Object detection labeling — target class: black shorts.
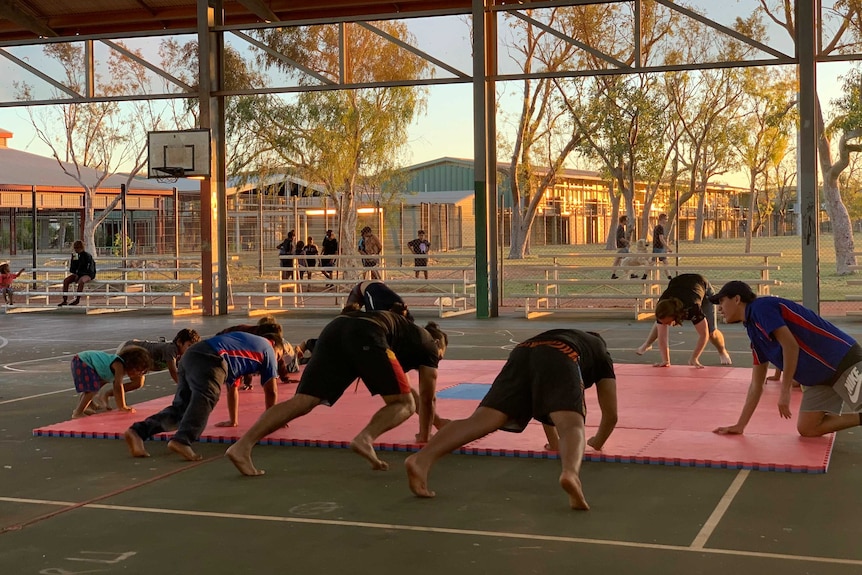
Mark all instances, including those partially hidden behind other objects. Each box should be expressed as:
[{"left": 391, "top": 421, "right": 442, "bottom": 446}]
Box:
[
  {"left": 414, "top": 258, "right": 428, "bottom": 267},
  {"left": 297, "top": 316, "right": 411, "bottom": 406},
  {"left": 479, "top": 342, "right": 586, "bottom": 432}
]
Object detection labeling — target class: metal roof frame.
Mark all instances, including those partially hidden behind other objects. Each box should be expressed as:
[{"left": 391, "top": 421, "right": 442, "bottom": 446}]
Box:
[{"left": 0, "top": 1, "right": 835, "bottom": 314}]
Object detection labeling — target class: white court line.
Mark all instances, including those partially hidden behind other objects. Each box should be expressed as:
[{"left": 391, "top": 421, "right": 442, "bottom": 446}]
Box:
[
  {"left": 0, "top": 388, "right": 73, "bottom": 405},
  {"left": 690, "top": 469, "right": 750, "bottom": 549},
  {"left": 1, "top": 496, "right": 861, "bottom": 567}
]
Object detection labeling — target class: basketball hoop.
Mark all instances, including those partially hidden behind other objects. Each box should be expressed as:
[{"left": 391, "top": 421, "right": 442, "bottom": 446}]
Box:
[{"left": 153, "top": 166, "right": 185, "bottom": 184}]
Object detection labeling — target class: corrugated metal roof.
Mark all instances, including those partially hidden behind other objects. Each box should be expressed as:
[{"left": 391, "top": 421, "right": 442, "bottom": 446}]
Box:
[{"left": 0, "top": 145, "right": 172, "bottom": 191}]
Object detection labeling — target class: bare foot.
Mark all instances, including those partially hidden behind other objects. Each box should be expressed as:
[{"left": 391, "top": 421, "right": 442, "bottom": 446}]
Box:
[
  {"left": 167, "top": 439, "right": 203, "bottom": 461},
  {"left": 719, "top": 353, "right": 733, "bottom": 365},
  {"left": 766, "top": 375, "right": 780, "bottom": 381},
  {"left": 225, "top": 444, "right": 265, "bottom": 476},
  {"left": 124, "top": 428, "right": 150, "bottom": 458},
  {"left": 214, "top": 420, "right": 238, "bottom": 428},
  {"left": 71, "top": 410, "right": 89, "bottom": 419},
  {"left": 405, "top": 454, "right": 435, "bottom": 497},
  {"left": 636, "top": 344, "right": 652, "bottom": 355},
  {"left": 350, "top": 436, "right": 388, "bottom": 470},
  {"left": 653, "top": 362, "right": 671, "bottom": 367},
  {"left": 559, "top": 472, "right": 590, "bottom": 510}
]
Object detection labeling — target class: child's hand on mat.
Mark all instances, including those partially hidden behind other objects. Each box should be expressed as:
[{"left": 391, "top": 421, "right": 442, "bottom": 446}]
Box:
[{"left": 713, "top": 424, "right": 744, "bottom": 435}]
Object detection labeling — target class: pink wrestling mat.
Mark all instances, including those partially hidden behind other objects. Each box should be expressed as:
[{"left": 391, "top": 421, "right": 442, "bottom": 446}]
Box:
[{"left": 32, "top": 361, "right": 835, "bottom": 473}]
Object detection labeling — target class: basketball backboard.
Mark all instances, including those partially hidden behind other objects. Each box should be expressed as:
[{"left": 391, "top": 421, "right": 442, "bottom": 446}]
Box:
[{"left": 147, "top": 129, "right": 211, "bottom": 179}]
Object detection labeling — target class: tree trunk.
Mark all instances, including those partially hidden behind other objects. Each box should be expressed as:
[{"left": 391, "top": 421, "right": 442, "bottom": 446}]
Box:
[
  {"left": 694, "top": 191, "right": 706, "bottom": 244},
  {"left": 822, "top": 175, "right": 855, "bottom": 274}
]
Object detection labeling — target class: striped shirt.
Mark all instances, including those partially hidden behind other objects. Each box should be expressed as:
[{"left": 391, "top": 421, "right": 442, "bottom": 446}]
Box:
[{"left": 744, "top": 296, "right": 856, "bottom": 386}]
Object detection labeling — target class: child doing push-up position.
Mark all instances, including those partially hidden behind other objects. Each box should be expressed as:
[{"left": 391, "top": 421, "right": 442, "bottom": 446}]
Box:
[{"left": 70, "top": 346, "right": 153, "bottom": 418}]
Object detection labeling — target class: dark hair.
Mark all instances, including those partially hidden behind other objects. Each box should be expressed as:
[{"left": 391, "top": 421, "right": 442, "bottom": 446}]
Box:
[
  {"left": 303, "top": 339, "right": 317, "bottom": 354},
  {"left": 261, "top": 331, "right": 285, "bottom": 355},
  {"left": 655, "top": 297, "right": 686, "bottom": 324},
  {"left": 424, "top": 321, "right": 448, "bottom": 352},
  {"left": 361, "top": 226, "right": 372, "bottom": 235},
  {"left": 418, "top": 230, "right": 426, "bottom": 234},
  {"left": 257, "top": 315, "right": 278, "bottom": 327},
  {"left": 619, "top": 215, "right": 627, "bottom": 223},
  {"left": 0, "top": 263, "right": 9, "bottom": 274},
  {"left": 118, "top": 345, "right": 154, "bottom": 373},
  {"left": 172, "top": 328, "right": 200, "bottom": 346},
  {"left": 256, "top": 322, "right": 283, "bottom": 337}
]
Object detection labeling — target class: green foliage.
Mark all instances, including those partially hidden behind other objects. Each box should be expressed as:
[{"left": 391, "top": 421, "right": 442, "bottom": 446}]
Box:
[
  {"left": 829, "top": 66, "right": 862, "bottom": 135},
  {"left": 111, "top": 233, "right": 134, "bottom": 256}
]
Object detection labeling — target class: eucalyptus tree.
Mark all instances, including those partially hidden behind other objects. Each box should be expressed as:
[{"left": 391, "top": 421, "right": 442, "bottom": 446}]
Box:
[
  {"left": 733, "top": 66, "right": 797, "bottom": 252},
  {"left": 757, "top": 0, "right": 862, "bottom": 272},
  {"left": 245, "top": 22, "right": 429, "bottom": 264},
  {"left": 667, "top": 66, "right": 746, "bottom": 244},
  {"left": 567, "top": 72, "right": 673, "bottom": 246},
  {"left": 15, "top": 43, "right": 166, "bottom": 255},
  {"left": 499, "top": 5, "right": 599, "bottom": 258},
  {"left": 507, "top": 1, "right": 677, "bottom": 256}
]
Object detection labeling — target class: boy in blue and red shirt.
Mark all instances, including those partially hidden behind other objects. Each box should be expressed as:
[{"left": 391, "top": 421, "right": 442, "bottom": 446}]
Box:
[
  {"left": 710, "top": 281, "right": 862, "bottom": 438},
  {"left": 124, "top": 330, "right": 285, "bottom": 461}
]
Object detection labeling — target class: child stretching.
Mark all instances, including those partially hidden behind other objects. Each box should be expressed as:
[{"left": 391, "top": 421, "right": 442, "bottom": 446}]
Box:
[
  {"left": 0, "top": 263, "right": 25, "bottom": 305},
  {"left": 71, "top": 346, "right": 153, "bottom": 418},
  {"left": 94, "top": 328, "right": 200, "bottom": 410}
]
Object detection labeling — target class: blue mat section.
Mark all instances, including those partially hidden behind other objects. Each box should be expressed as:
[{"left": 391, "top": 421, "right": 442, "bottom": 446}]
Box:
[{"left": 437, "top": 383, "right": 491, "bottom": 400}]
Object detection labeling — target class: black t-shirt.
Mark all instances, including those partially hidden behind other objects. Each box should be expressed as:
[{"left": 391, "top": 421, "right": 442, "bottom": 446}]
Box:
[
  {"left": 658, "top": 273, "right": 709, "bottom": 324},
  {"left": 519, "top": 329, "right": 615, "bottom": 389},
  {"left": 343, "top": 310, "right": 440, "bottom": 372},
  {"left": 652, "top": 224, "right": 666, "bottom": 249},
  {"left": 615, "top": 224, "right": 629, "bottom": 249},
  {"left": 70, "top": 250, "right": 96, "bottom": 278},
  {"left": 322, "top": 236, "right": 338, "bottom": 256}
]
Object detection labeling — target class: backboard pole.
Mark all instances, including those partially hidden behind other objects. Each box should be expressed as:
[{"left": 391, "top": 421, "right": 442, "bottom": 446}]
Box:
[{"left": 197, "top": 0, "right": 227, "bottom": 315}]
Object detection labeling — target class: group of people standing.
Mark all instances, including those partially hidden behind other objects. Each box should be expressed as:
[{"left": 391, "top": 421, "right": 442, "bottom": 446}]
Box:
[
  {"left": 277, "top": 230, "right": 336, "bottom": 281},
  {"left": 278, "top": 227, "right": 432, "bottom": 282}
]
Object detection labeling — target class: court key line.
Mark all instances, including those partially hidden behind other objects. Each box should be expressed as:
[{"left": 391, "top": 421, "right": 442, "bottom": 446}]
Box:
[
  {"left": 690, "top": 468, "right": 750, "bottom": 549},
  {"left": 1, "top": 495, "right": 861, "bottom": 567}
]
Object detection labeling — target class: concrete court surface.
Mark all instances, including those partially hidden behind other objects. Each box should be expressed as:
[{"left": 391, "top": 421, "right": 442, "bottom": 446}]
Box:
[{"left": 2, "top": 308, "right": 862, "bottom": 575}]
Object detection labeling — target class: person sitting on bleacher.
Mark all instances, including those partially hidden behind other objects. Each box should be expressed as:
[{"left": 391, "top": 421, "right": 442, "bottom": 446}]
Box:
[{"left": 58, "top": 240, "right": 96, "bottom": 307}]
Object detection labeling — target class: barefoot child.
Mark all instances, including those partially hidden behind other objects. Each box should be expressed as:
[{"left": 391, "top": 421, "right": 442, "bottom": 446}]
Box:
[
  {"left": 0, "top": 263, "right": 25, "bottom": 305},
  {"left": 95, "top": 328, "right": 200, "bottom": 410},
  {"left": 405, "top": 329, "right": 618, "bottom": 510},
  {"left": 70, "top": 346, "right": 153, "bottom": 418},
  {"left": 636, "top": 273, "right": 732, "bottom": 368},
  {"left": 124, "top": 331, "right": 284, "bottom": 462}
]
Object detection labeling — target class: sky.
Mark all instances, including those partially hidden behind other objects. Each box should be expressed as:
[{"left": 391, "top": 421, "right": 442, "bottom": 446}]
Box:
[{"left": 0, "top": 3, "right": 856, "bottom": 185}]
